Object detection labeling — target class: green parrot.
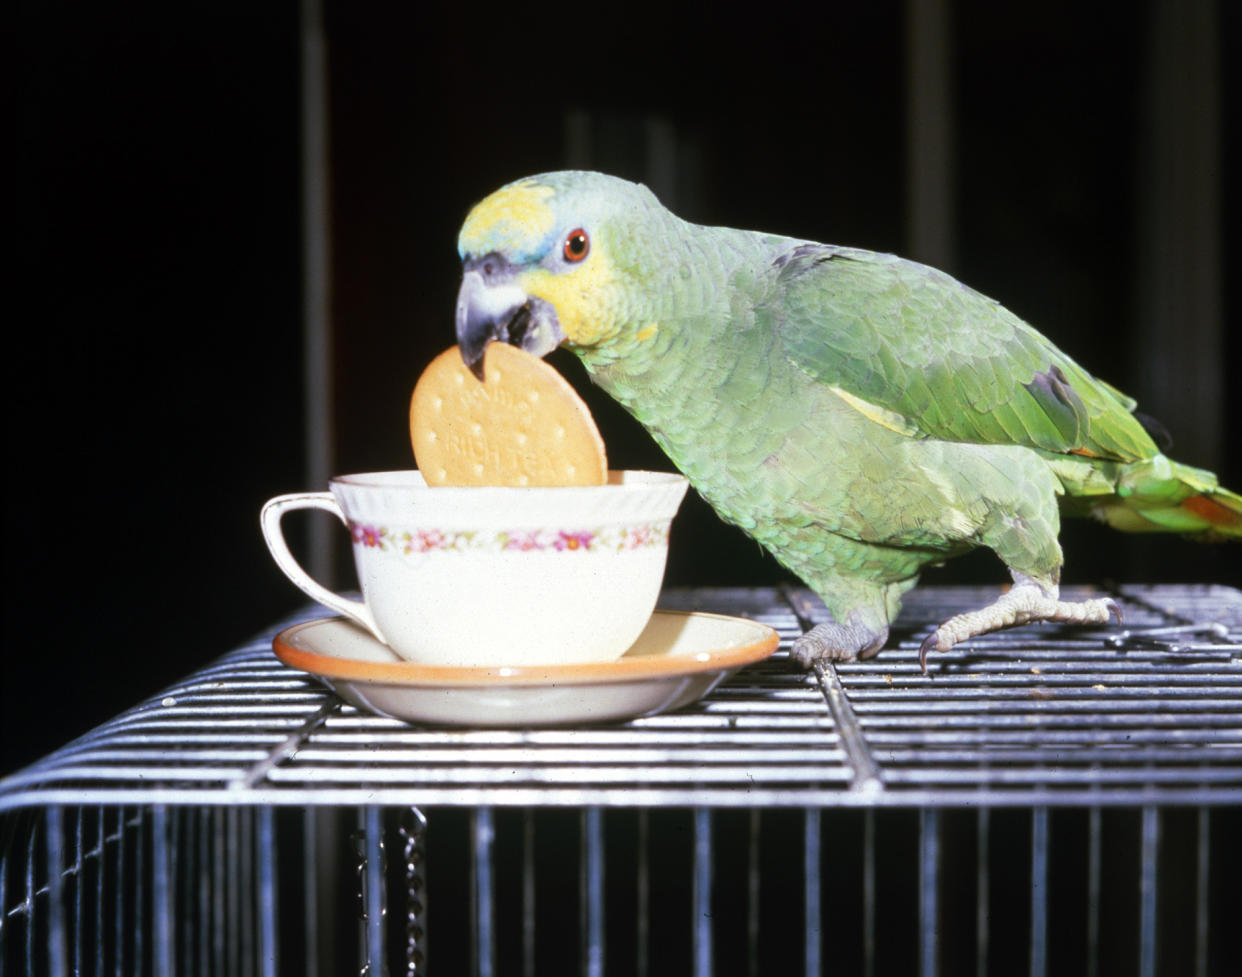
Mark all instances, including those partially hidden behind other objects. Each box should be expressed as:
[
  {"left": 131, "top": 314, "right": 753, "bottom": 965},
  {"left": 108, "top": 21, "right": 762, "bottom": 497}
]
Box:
[{"left": 453, "top": 171, "right": 1241, "bottom": 670}]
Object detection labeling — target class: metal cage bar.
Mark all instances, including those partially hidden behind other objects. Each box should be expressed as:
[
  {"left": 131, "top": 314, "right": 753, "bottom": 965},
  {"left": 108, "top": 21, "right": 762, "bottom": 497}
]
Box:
[
  {"left": 581, "top": 807, "right": 605, "bottom": 977},
  {"left": 470, "top": 807, "right": 494, "bottom": 977},
  {"left": 2, "top": 585, "right": 1240, "bottom": 974},
  {"left": 3, "top": 586, "right": 1237, "bottom": 811},
  {"left": 3, "top": 803, "right": 1242, "bottom": 975},
  {"left": 1139, "top": 806, "right": 1159, "bottom": 977},
  {"left": 919, "top": 808, "right": 940, "bottom": 977},
  {"left": 804, "top": 808, "right": 822, "bottom": 977},
  {"left": 693, "top": 808, "right": 712, "bottom": 977},
  {"left": 1030, "top": 807, "right": 1048, "bottom": 977}
]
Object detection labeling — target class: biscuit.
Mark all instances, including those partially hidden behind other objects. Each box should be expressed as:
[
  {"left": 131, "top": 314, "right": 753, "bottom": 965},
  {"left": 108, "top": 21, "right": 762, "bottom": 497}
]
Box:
[{"left": 410, "top": 344, "right": 608, "bottom": 487}]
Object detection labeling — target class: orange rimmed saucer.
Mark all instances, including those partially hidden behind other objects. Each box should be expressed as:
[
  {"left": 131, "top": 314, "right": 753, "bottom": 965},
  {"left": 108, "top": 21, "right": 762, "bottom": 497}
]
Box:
[{"left": 273, "top": 610, "right": 780, "bottom": 727}]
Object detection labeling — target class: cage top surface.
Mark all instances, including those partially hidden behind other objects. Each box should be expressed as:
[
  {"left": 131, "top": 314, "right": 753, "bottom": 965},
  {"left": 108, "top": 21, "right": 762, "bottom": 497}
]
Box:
[{"left": 1, "top": 585, "right": 1240, "bottom": 810}]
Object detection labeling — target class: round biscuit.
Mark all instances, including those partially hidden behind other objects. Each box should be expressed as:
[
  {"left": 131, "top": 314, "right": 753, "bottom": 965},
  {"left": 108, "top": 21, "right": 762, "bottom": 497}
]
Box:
[{"left": 410, "top": 344, "right": 607, "bottom": 487}]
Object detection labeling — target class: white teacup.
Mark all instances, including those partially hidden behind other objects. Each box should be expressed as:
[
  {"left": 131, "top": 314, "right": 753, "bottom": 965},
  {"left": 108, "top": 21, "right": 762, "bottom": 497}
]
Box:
[{"left": 261, "top": 470, "right": 688, "bottom": 667}]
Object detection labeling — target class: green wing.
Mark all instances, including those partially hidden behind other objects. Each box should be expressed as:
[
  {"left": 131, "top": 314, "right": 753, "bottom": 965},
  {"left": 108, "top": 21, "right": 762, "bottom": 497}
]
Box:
[{"left": 763, "top": 245, "right": 1156, "bottom": 462}]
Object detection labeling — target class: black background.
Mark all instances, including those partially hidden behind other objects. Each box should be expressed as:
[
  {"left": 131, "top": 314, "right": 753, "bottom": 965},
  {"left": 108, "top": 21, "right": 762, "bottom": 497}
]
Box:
[{"left": 7, "top": 0, "right": 1240, "bottom": 777}]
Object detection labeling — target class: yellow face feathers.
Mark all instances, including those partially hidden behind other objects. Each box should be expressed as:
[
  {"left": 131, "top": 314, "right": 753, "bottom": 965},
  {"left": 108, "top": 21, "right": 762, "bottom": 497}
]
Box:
[
  {"left": 458, "top": 179, "right": 557, "bottom": 259},
  {"left": 517, "top": 254, "right": 620, "bottom": 348}
]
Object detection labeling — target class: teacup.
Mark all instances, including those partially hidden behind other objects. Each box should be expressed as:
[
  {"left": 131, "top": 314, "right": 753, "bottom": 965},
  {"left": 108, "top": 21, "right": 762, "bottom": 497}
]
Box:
[{"left": 261, "top": 470, "right": 688, "bottom": 667}]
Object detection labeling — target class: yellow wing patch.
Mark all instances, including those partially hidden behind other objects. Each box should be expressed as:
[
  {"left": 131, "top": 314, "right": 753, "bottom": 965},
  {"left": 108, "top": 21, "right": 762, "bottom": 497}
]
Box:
[
  {"left": 459, "top": 179, "right": 556, "bottom": 257},
  {"left": 829, "top": 386, "right": 920, "bottom": 437}
]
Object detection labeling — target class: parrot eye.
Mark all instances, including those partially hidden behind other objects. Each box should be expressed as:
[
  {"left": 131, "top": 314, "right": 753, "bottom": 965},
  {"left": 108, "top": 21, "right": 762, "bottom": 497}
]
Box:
[{"left": 562, "top": 228, "right": 590, "bottom": 262}]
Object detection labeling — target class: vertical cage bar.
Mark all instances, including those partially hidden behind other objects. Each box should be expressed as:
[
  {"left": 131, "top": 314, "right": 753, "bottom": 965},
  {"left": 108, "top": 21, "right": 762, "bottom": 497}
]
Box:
[
  {"left": 366, "top": 806, "right": 387, "bottom": 977},
  {"left": 976, "top": 807, "right": 990, "bottom": 977},
  {"left": 637, "top": 810, "right": 650, "bottom": 977},
  {"left": 197, "top": 810, "right": 209, "bottom": 977},
  {"left": 1086, "top": 807, "right": 1101, "bottom": 977},
  {"left": 905, "top": 0, "right": 956, "bottom": 270},
  {"left": 116, "top": 808, "right": 127, "bottom": 977},
  {"left": 581, "top": 808, "right": 605, "bottom": 977},
  {"left": 153, "top": 805, "right": 173, "bottom": 977},
  {"left": 303, "top": 808, "right": 320, "bottom": 977},
  {"left": 214, "top": 808, "right": 226, "bottom": 977},
  {"left": 97, "top": 809, "right": 106, "bottom": 977},
  {"left": 135, "top": 808, "right": 146, "bottom": 977},
  {"left": 1138, "top": 0, "right": 1225, "bottom": 473},
  {"left": 804, "top": 808, "right": 822, "bottom": 977},
  {"left": 0, "top": 835, "right": 8, "bottom": 968},
  {"left": 748, "top": 810, "right": 761, "bottom": 977},
  {"left": 523, "top": 810, "right": 536, "bottom": 977},
  {"left": 863, "top": 810, "right": 876, "bottom": 977},
  {"left": 1194, "top": 807, "right": 1209, "bottom": 977},
  {"left": 241, "top": 808, "right": 256, "bottom": 977},
  {"left": 310, "top": 807, "right": 343, "bottom": 975},
  {"left": 25, "top": 816, "right": 37, "bottom": 974},
  {"left": 180, "top": 810, "right": 193, "bottom": 977},
  {"left": 920, "top": 808, "right": 941, "bottom": 977},
  {"left": 171, "top": 806, "right": 184, "bottom": 977},
  {"left": 356, "top": 809, "right": 367, "bottom": 976},
  {"left": 259, "top": 808, "right": 279, "bottom": 977},
  {"left": 1029, "top": 808, "right": 1048, "bottom": 977},
  {"left": 299, "top": 0, "right": 337, "bottom": 583},
  {"left": 73, "top": 809, "right": 83, "bottom": 977},
  {"left": 228, "top": 808, "right": 241, "bottom": 977},
  {"left": 519, "top": 809, "right": 534, "bottom": 977},
  {"left": 693, "top": 808, "right": 713, "bottom": 977},
  {"left": 1138, "top": 807, "right": 1159, "bottom": 977},
  {"left": 46, "top": 806, "right": 67, "bottom": 977},
  {"left": 472, "top": 807, "right": 495, "bottom": 977}
]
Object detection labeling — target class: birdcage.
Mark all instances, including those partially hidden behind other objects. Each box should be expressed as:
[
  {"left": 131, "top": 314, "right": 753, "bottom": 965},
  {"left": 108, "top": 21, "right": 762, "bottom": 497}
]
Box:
[{"left": 2, "top": 585, "right": 1240, "bottom": 976}]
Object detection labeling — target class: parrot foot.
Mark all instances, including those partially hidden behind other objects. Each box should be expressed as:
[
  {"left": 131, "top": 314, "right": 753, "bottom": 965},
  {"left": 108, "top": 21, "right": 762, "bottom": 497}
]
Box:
[
  {"left": 918, "top": 575, "right": 1121, "bottom": 672},
  {"left": 791, "top": 620, "right": 888, "bottom": 668}
]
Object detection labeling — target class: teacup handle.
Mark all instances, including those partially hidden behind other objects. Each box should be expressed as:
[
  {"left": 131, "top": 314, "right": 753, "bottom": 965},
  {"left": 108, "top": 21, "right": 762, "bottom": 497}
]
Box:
[{"left": 260, "top": 492, "right": 385, "bottom": 643}]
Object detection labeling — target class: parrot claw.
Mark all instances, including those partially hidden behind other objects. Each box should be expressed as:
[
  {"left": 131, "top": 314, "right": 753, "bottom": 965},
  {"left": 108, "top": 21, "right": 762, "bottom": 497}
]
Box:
[
  {"left": 918, "top": 577, "right": 1122, "bottom": 673},
  {"left": 918, "top": 632, "right": 943, "bottom": 674},
  {"left": 791, "top": 620, "right": 887, "bottom": 668}
]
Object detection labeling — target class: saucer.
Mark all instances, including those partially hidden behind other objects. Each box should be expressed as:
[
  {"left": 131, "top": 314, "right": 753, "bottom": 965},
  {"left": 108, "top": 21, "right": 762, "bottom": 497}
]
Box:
[{"left": 272, "top": 610, "right": 780, "bottom": 727}]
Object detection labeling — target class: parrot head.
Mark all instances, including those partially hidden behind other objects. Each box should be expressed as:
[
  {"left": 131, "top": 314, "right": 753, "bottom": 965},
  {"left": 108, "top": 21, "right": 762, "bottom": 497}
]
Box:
[{"left": 455, "top": 171, "right": 670, "bottom": 378}]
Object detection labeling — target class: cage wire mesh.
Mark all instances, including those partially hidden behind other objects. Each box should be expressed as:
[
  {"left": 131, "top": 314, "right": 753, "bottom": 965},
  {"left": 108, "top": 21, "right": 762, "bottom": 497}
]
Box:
[{"left": 2, "top": 585, "right": 1240, "bottom": 975}]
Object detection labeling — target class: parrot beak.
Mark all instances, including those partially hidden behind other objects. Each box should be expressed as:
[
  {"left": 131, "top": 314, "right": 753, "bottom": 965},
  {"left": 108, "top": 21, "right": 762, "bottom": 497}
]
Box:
[{"left": 456, "top": 254, "right": 565, "bottom": 380}]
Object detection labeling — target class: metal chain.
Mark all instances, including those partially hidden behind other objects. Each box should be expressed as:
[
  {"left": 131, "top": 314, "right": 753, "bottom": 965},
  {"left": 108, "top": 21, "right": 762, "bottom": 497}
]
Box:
[{"left": 398, "top": 808, "right": 428, "bottom": 975}]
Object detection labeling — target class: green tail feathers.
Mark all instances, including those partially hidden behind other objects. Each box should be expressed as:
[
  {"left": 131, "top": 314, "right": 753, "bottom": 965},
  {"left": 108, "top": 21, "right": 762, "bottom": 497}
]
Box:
[{"left": 1078, "top": 456, "right": 1242, "bottom": 541}]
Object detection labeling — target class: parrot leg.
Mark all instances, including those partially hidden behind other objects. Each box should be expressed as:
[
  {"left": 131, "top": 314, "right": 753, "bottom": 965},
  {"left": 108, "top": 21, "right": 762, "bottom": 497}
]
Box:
[
  {"left": 918, "top": 571, "right": 1121, "bottom": 671},
  {"left": 789, "top": 577, "right": 905, "bottom": 666}
]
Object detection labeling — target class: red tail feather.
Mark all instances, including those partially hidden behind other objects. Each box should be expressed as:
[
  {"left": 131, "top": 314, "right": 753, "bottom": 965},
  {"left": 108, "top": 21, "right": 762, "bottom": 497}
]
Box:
[{"left": 1180, "top": 493, "right": 1242, "bottom": 537}]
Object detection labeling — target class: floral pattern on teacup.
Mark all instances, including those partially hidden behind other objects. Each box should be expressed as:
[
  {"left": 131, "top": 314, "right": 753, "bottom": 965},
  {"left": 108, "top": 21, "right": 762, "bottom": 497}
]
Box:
[{"left": 349, "top": 522, "right": 670, "bottom": 555}]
